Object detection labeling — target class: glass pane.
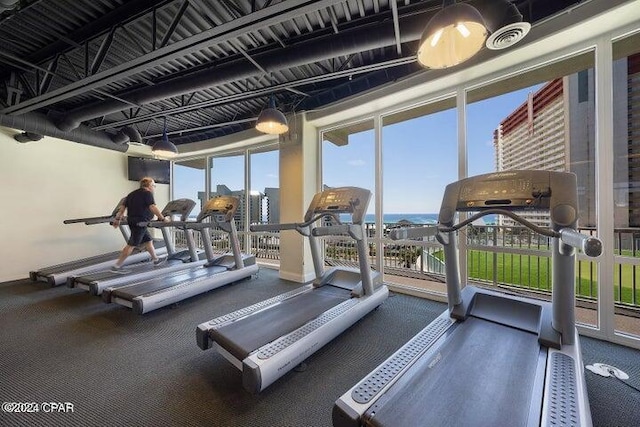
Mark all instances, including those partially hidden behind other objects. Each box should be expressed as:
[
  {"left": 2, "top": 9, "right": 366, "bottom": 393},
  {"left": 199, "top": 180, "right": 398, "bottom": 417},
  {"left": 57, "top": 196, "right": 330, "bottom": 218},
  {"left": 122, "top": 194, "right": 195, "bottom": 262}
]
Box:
[
  {"left": 250, "top": 147, "right": 280, "bottom": 266},
  {"left": 173, "top": 158, "right": 206, "bottom": 249},
  {"left": 322, "top": 120, "right": 375, "bottom": 270},
  {"left": 467, "top": 52, "right": 598, "bottom": 329},
  {"left": 210, "top": 154, "right": 246, "bottom": 252},
  {"left": 612, "top": 32, "right": 640, "bottom": 338},
  {"left": 173, "top": 158, "right": 206, "bottom": 218},
  {"left": 382, "top": 104, "right": 456, "bottom": 295}
]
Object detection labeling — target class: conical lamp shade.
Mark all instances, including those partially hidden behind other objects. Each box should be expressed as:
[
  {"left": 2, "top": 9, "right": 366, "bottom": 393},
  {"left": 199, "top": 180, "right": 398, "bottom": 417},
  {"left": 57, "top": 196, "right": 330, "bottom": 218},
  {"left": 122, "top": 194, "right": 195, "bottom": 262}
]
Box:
[
  {"left": 417, "top": 2, "right": 488, "bottom": 69},
  {"left": 152, "top": 119, "right": 178, "bottom": 157},
  {"left": 256, "top": 96, "right": 289, "bottom": 135}
]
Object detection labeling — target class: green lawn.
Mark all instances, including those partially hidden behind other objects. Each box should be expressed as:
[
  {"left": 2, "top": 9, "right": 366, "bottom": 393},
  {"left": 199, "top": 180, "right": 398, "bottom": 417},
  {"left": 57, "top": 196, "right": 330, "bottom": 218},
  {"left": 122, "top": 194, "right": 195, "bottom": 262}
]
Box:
[{"left": 458, "top": 250, "right": 640, "bottom": 305}]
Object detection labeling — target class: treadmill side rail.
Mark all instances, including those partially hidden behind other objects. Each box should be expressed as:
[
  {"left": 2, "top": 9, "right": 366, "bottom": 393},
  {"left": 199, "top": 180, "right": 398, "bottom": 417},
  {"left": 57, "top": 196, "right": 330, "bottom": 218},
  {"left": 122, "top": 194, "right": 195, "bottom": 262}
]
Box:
[
  {"left": 540, "top": 331, "right": 593, "bottom": 427},
  {"left": 196, "top": 284, "right": 314, "bottom": 350},
  {"left": 133, "top": 263, "right": 259, "bottom": 314},
  {"left": 332, "top": 310, "right": 455, "bottom": 427},
  {"left": 243, "top": 287, "right": 389, "bottom": 393}
]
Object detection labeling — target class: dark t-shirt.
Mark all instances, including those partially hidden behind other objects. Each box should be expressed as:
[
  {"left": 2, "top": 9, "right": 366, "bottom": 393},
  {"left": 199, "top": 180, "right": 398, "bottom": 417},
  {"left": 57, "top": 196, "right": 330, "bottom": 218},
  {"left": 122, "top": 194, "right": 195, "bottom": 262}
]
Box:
[{"left": 125, "top": 188, "right": 155, "bottom": 224}]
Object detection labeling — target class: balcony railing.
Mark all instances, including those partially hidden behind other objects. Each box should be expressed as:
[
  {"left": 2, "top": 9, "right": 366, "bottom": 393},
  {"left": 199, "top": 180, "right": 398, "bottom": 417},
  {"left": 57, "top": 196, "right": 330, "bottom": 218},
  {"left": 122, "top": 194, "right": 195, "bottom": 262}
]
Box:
[{"left": 172, "top": 222, "right": 640, "bottom": 310}]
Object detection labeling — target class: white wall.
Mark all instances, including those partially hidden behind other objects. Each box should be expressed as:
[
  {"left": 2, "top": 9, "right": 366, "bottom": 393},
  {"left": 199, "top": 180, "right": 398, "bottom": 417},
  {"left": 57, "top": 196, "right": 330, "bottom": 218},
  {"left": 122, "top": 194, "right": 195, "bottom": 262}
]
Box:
[{"left": 0, "top": 127, "right": 169, "bottom": 282}]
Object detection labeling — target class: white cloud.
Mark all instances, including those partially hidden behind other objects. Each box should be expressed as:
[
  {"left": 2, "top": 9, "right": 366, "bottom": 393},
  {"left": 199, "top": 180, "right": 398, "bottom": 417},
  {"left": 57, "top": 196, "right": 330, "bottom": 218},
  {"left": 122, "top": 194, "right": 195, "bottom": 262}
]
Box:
[{"left": 347, "top": 159, "right": 365, "bottom": 166}]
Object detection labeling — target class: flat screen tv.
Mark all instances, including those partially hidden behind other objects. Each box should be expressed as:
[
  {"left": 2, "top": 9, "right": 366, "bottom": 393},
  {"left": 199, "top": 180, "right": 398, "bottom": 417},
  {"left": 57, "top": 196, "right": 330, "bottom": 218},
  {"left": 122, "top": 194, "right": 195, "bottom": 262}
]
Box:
[{"left": 127, "top": 157, "right": 170, "bottom": 184}]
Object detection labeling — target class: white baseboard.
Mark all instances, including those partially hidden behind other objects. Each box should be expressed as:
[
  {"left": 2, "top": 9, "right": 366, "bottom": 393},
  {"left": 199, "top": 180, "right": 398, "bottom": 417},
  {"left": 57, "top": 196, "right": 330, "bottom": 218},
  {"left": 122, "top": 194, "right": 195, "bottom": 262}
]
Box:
[{"left": 279, "top": 269, "right": 316, "bottom": 283}]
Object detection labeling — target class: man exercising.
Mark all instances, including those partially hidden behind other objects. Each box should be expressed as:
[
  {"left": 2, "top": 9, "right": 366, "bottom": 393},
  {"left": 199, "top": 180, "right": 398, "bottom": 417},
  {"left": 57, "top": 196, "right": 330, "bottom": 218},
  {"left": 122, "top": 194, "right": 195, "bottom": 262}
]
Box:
[{"left": 111, "top": 177, "right": 168, "bottom": 273}]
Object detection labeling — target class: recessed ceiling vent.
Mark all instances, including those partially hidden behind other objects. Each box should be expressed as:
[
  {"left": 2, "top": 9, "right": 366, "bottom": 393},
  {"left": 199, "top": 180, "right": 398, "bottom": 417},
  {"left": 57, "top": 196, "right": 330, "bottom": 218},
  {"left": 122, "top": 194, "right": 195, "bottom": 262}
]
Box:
[{"left": 486, "top": 22, "right": 531, "bottom": 50}]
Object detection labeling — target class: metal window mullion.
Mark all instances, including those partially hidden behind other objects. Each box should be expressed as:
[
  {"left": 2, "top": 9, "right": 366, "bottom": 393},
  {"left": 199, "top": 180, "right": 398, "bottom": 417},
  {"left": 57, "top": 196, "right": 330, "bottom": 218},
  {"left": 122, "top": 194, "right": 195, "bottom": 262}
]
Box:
[
  {"left": 458, "top": 87, "right": 468, "bottom": 285},
  {"left": 375, "top": 114, "right": 384, "bottom": 277},
  {"left": 245, "top": 149, "right": 251, "bottom": 252},
  {"left": 594, "top": 36, "right": 615, "bottom": 339}
]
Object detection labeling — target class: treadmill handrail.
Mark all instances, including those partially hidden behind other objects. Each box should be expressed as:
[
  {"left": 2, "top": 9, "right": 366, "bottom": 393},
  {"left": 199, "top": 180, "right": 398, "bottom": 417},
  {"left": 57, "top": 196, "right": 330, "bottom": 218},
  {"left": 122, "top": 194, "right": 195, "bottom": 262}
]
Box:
[
  {"left": 439, "top": 208, "right": 559, "bottom": 237},
  {"left": 64, "top": 197, "right": 126, "bottom": 225},
  {"left": 140, "top": 220, "right": 204, "bottom": 229},
  {"left": 312, "top": 224, "right": 351, "bottom": 236},
  {"left": 250, "top": 223, "right": 300, "bottom": 232},
  {"left": 64, "top": 215, "right": 112, "bottom": 224},
  {"left": 559, "top": 228, "right": 602, "bottom": 257},
  {"left": 388, "top": 225, "right": 438, "bottom": 240},
  {"left": 251, "top": 212, "right": 337, "bottom": 233},
  {"left": 312, "top": 224, "right": 365, "bottom": 242}
]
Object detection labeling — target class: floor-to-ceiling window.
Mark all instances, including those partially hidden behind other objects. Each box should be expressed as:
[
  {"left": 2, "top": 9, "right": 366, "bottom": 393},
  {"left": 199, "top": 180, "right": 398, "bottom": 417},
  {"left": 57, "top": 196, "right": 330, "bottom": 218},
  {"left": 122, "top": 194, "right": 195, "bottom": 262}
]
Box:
[
  {"left": 210, "top": 153, "right": 246, "bottom": 252},
  {"left": 381, "top": 99, "right": 457, "bottom": 296},
  {"left": 173, "top": 158, "right": 207, "bottom": 248},
  {"left": 173, "top": 158, "right": 206, "bottom": 216},
  {"left": 321, "top": 120, "right": 375, "bottom": 268},
  {"left": 466, "top": 51, "right": 599, "bottom": 330},
  {"left": 612, "top": 32, "right": 640, "bottom": 339},
  {"left": 249, "top": 145, "right": 279, "bottom": 263}
]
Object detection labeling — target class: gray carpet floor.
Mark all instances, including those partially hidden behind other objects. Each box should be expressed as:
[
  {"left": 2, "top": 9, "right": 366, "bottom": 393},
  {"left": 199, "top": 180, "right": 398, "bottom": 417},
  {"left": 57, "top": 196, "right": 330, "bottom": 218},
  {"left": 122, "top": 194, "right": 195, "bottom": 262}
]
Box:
[{"left": 1, "top": 267, "right": 639, "bottom": 427}]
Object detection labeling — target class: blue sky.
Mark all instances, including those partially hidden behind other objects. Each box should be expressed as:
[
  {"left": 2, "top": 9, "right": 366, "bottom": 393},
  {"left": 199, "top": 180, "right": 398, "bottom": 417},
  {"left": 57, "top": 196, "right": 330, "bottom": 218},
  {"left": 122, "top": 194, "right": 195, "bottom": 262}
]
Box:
[{"left": 175, "top": 84, "right": 543, "bottom": 214}]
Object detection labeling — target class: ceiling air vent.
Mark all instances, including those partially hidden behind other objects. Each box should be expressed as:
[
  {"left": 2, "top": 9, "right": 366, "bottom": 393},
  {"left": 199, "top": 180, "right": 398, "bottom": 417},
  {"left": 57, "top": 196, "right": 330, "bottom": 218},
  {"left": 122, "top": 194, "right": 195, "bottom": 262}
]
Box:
[{"left": 486, "top": 22, "right": 531, "bottom": 50}]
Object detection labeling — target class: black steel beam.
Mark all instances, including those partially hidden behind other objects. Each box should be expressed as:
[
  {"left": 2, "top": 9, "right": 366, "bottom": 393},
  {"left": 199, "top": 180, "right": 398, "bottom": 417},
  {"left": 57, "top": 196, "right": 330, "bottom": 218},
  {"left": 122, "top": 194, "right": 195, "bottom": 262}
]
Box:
[
  {"left": 18, "top": 0, "right": 175, "bottom": 68},
  {"left": 0, "top": 0, "right": 346, "bottom": 115}
]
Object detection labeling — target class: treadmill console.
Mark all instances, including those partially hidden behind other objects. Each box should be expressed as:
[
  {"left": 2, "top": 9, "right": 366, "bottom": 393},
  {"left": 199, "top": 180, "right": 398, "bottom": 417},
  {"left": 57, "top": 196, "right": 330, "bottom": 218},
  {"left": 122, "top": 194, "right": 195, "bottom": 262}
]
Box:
[
  {"left": 305, "top": 187, "right": 371, "bottom": 225},
  {"left": 456, "top": 171, "right": 551, "bottom": 211},
  {"left": 161, "top": 198, "right": 196, "bottom": 221},
  {"left": 197, "top": 196, "right": 239, "bottom": 223},
  {"left": 439, "top": 170, "right": 578, "bottom": 228}
]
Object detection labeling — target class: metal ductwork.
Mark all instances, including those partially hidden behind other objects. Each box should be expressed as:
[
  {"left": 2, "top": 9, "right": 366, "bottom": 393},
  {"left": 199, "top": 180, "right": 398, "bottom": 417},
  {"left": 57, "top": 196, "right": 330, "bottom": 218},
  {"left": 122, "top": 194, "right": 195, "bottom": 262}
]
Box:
[
  {"left": 0, "top": 112, "right": 129, "bottom": 152},
  {"left": 56, "top": 10, "right": 433, "bottom": 132},
  {"left": 111, "top": 126, "right": 142, "bottom": 145},
  {"left": 121, "top": 125, "right": 143, "bottom": 143},
  {"left": 14, "top": 132, "right": 43, "bottom": 143},
  {"left": 0, "top": 0, "right": 19, "bottom": 13}
]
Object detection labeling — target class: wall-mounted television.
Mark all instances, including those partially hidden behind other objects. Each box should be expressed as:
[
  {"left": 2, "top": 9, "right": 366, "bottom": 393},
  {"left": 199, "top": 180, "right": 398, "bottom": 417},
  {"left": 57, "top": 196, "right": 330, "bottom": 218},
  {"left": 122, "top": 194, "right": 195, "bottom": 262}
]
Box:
[{"left": 127, "top": 157, "right": 170, "bottom": 184}]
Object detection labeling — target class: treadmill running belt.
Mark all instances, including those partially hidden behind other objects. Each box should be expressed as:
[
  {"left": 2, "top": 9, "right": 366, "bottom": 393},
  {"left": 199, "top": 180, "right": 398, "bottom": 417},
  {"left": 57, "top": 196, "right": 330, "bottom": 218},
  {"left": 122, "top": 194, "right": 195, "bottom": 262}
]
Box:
[
  {"left": 111, "top": 266, "right": 227, "bottom": 299},
  {"left": 212, "top": 286, "right": 352, "bottom": 361},
  {"left": 365, "top": 317, "right": 544, "bottom": 427}
]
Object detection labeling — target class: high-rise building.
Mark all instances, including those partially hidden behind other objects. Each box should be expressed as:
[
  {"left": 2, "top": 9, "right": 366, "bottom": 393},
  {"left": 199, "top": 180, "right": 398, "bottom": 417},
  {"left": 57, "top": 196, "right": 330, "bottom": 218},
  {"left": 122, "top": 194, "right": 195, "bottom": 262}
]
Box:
[
  {"left": 494, "top": 54, "right": 639, "bottom": 228},
  {"left": 198, "top": 184, "right": 263, "bottom": 230},
  {"left": 263, "top": 187, "right": 280, "bottom": 224}
]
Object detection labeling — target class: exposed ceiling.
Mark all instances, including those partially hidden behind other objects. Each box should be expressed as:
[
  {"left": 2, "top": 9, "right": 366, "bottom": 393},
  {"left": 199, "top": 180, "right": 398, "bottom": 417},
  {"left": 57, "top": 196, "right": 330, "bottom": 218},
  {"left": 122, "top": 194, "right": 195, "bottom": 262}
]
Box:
[{"left": 0, "top": 0, "right": 598, "bottom": 151}]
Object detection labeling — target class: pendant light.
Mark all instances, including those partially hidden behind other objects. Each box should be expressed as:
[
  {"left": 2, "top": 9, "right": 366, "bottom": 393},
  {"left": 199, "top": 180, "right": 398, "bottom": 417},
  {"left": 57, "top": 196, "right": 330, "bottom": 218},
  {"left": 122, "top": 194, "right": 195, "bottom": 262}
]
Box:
[
  {"left": 152, "top": 117, "right": 178, "bottom": 157},
  {"left": 417, "top": 0, "right": 488, "bottom": 69},
  {"left": 255, "top": 95, "right": 289, "bottom": 135}
]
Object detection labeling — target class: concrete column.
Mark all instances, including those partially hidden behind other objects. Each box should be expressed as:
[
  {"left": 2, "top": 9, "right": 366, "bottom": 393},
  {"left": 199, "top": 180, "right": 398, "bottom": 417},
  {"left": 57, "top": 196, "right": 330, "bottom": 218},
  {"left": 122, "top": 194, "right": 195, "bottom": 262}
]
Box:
[{"left": 278, "top": 112, "right": 319, "bottom": 283}]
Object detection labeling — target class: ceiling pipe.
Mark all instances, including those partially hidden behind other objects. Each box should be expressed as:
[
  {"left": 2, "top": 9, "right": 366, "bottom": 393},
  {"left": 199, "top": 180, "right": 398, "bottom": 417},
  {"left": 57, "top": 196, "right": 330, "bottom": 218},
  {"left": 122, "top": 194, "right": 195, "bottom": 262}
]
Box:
[
  {"left": 0, "top": 0, "right": 19, "bottom": 13},
  {"left": 56, "top": 10, "right": 434, "bottom": 132},
  {"left": 0, "top": 112, "right": 129, "bottom": 152}
]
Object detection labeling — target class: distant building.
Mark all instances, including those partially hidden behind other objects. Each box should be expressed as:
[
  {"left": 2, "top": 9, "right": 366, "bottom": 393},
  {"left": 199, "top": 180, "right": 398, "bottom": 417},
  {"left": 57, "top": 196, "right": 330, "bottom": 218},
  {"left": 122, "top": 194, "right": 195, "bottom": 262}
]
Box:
[
  {"left": 263, "top": 187, "right": 280, "bottom": 224},
  {"left": 198, "top": 184, "right": 262, "bottom": 230},
  {"left": 494, "top": 54, "right": 639, "bottom": 229}
]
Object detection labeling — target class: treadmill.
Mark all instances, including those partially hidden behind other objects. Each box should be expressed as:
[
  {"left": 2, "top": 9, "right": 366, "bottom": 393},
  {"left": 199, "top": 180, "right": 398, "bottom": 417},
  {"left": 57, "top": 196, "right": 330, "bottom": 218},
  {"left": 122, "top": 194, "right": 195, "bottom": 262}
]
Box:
[
  {"left": 29, "top": 199, "right": 167, "bottom": 286},
  {"left": 102, "top": 195, "right": 259, "bottom": 314},
  {"left": 68, "top": 198, "right": 206, "bottom": 296},
  {"left": 333, "top": 170, "right": 602, "bottom": 427},
  {"left": 196, "top": 186, "right": 389, "bottom": 393}
]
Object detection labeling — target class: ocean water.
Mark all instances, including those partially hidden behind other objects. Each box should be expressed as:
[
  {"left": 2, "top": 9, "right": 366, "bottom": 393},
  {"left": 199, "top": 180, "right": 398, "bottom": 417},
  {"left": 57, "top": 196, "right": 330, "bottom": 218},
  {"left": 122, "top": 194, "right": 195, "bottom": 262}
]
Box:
[
  {"left": 340, "top": 213, "right": 497, "bottom": 225},
  {"left": 195, "top": 212, "right": 496, "bottom": 225},
  {"left": 363, "top": 213, "right": 438, "bottom": 224}
]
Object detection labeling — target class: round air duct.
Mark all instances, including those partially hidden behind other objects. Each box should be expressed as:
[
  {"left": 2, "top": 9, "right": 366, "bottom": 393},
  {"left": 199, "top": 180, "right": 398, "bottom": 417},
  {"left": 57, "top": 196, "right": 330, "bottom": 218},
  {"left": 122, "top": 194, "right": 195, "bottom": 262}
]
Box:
[
  {"left": 477, "top": 0, "right": 531, "bottom": 50},
  {"left": 486, "top": 21, "right": 531, "bottom": 50}
]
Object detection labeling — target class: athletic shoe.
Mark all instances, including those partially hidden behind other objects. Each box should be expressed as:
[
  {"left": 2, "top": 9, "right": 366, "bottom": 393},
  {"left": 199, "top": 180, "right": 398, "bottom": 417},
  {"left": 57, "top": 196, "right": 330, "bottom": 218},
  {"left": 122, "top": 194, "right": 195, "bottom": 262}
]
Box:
[
  {"left": 110, "top": 265, "right": 130, "bottom": 274},
  {"left": 153, "top": 257, "right": 167, "bottom": 266}
]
